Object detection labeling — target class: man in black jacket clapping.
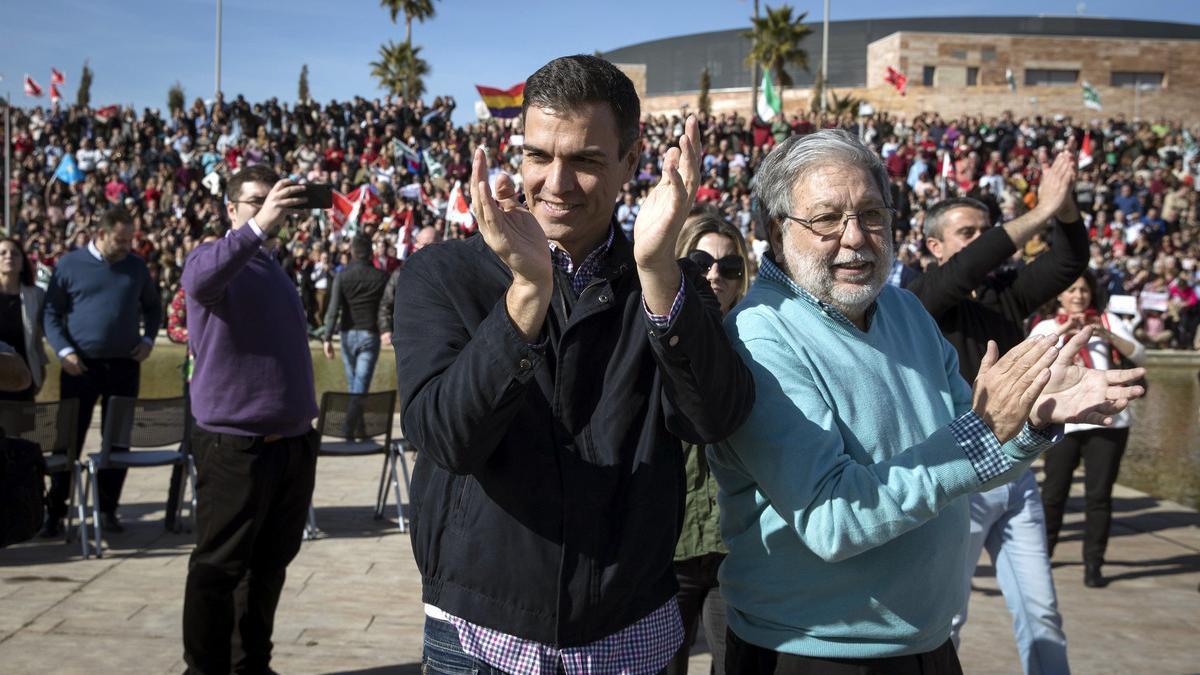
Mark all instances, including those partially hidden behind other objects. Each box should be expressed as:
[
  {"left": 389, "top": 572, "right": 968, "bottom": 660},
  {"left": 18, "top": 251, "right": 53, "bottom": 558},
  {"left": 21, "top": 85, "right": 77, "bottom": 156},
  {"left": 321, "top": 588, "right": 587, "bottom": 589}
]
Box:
[{"left": 393, "top": 55, "right": 755, "bottom": 673}]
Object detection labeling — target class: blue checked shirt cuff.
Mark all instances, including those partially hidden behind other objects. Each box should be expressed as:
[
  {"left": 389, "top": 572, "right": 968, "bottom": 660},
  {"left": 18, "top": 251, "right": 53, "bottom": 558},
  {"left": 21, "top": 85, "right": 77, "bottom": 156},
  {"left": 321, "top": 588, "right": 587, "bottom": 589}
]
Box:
[
  {"left": 950, "top": 412, "right": 1060, "bottom": 484},
  {"left": 644, "top": 273, "right": 686, "bottom": 329},
  {"left": 949, "top": 411, "right": 1012, "bottom": 484}
]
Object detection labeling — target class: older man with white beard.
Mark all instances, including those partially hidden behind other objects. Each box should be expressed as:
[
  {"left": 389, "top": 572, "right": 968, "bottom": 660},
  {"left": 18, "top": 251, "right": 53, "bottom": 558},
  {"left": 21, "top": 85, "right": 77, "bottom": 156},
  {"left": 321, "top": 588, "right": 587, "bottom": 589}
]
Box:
[{"left": 709, "top": 130, "right": 1145, "bottom": 674}]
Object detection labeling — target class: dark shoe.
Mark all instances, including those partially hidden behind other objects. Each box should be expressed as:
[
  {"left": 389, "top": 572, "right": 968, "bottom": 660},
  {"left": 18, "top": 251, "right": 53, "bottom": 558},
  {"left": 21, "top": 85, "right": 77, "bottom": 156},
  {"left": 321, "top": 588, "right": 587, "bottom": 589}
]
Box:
[
  {"left": 100, "top": 512, "right": 126, "bottom": 533},
  {"left": 1084, "top": 562, "right": 1107, "bottom": 588},
  {"left": 39, "top": 517, "right": 63, "bottom": 538}
]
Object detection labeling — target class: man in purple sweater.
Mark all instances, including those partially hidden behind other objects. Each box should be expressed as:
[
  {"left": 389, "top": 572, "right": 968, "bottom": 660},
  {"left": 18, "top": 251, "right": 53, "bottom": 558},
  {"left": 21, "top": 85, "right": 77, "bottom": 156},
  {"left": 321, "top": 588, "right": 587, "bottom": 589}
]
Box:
[{"left": 180, "top": 164, "right": 319, "bottom": 675}]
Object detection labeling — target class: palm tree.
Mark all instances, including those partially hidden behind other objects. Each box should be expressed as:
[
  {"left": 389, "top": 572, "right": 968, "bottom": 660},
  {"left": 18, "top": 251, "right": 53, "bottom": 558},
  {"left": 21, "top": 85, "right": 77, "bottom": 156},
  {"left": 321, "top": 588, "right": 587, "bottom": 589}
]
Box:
[
  {"left": 378, "top": 0, "right": 437, "bottom": 100},
  {"left": 744, "top": 4, "right": 812, "bottom": 103},
  {"left": 370, "top": 41, "right": 429, "bottom": 100},
  {"left": 827, "top": 90, "right": 864, "bottom": 117},
  {"left": 380, "top": 0, "right": 436, "bottom": 46}
]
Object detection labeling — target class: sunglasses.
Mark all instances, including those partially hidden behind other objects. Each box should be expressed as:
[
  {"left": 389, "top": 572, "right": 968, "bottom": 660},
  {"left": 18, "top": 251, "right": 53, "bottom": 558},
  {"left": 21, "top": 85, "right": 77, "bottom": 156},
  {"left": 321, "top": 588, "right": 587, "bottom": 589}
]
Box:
[{"left": 687, "top": 250, "right": 744, "bottom": 281}]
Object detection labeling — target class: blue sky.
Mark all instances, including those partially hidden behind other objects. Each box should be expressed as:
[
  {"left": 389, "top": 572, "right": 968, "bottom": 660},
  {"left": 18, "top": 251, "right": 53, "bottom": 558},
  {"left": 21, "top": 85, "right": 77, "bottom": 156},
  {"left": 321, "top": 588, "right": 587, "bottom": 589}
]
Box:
[{"left": 2, "top": 0, "right": 1196, "bottom": 124}]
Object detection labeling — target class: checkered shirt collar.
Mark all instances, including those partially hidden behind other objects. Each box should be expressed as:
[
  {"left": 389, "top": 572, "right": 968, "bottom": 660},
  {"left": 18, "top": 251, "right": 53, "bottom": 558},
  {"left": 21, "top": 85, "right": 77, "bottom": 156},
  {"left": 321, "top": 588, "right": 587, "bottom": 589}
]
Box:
[{"left": 548, "top": 225, "right": 616, "bottom": 296}]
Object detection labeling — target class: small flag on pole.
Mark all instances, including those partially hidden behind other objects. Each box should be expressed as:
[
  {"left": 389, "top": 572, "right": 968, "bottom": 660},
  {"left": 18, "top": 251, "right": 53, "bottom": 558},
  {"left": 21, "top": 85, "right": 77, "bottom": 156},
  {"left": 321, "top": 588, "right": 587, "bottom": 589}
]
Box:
[
  {"left": 757, "top": 68, "right": 782, "bottom": 121},
  {"left": 53, "top": 155, "right": 85, "bottom": 185},
  {"left": 446, "top": 181, "right": 476, "bottom": 233},
  {"left": 1082, "top": 81, "right": 1102, "bottom": 111},
  {"left": 1005, "top": 69, "right": 1017, "bottom": 93},
  {"left": 50, "top": 68, "right": 65, "bottom": 86},
  {"left": 884, "top": 66, "right": 907, "bottom": 96},
  {"left": 50, "top": 84, "right": 61, "bottom": 104},
  {"left": 1078, "top": 131, "right": 1094, "bottom": 169},
  {"left": 475, "top": 83, "right": 525, "bottom": 119},
  {"left": 24, "top": 75, "right": 43, "bottom": 98}
]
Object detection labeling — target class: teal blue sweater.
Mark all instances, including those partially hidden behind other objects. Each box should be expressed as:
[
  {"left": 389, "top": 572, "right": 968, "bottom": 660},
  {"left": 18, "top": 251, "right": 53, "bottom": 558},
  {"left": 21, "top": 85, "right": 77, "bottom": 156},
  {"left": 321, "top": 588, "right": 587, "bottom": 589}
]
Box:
[{"left": 709, "top": 257, "right": 1052, "bottom": 658}]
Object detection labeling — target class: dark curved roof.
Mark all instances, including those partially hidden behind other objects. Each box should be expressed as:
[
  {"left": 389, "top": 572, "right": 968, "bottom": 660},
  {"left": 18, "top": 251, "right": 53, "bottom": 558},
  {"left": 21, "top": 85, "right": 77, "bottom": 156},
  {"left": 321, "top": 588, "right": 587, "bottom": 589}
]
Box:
[{"left": 601, "top": 16, "right": 1200, "bottom": 95}]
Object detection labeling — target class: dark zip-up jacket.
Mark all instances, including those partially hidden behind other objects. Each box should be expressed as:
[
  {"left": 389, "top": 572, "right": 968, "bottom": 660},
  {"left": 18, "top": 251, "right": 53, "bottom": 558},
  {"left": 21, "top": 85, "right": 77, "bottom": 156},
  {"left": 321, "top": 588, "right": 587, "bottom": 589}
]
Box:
[
  {"left": 907, "top": 217, "right": 1088, "bottom": 380},
  {"left": 393, "top": 232, "right": 754, "bottom": 647}
]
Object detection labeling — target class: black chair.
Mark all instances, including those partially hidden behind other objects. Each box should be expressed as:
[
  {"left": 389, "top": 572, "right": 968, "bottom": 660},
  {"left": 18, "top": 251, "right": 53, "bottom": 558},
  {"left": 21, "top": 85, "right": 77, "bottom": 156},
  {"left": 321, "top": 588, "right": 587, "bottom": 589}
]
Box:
[
  {"left": 85, "top": 396, "right": 195, "bottom": 557},
  {"left": 306, "top": 390, "right": 405, "bottom": 537},
  {"left": 0, "top": 399, "right": 87, "bottom": 556}
]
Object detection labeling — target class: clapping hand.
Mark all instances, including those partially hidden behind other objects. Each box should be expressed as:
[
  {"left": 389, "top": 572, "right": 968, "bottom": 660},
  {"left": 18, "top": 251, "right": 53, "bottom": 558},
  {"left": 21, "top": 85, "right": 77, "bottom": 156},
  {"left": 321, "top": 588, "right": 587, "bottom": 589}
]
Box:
[
  {"left": 469, "top": 147, "right": 551, "bottom": 288},
  {"left": 1036, "top": 151, "right": 1079, "bottom": 222},
  {"left": 1030, "top": 327, "right": 1146, "bottom": 427},
  {"left": 634, "top": 114, "right": 701, "bottom": 313}
]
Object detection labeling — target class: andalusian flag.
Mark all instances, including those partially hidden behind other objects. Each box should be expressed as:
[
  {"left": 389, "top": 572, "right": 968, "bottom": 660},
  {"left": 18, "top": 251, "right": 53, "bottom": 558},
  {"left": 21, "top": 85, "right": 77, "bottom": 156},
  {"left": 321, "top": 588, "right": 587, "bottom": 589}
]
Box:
[
  {"left": 475, "top": 82, "right": 525, "bottom": 119},
  {"left": 757, "top": 69, "right": 781, "bottom": 121},
  {"left": 1082, "top": 81, "right": 1102, "bottom": 111},
  {"left": 1005, "top": 68, "right": 1017, "bottom": 93}
]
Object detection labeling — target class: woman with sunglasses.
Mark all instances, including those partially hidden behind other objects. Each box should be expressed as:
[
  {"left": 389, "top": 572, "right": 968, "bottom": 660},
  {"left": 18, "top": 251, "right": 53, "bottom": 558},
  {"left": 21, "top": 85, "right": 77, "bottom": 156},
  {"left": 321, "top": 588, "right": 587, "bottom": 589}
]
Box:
[
  {"left": 666, "top": 209, "right": 750, "bottom": 674},
  {"left": 1029, "top": 270, "right": 1145, "bottom": 588}
]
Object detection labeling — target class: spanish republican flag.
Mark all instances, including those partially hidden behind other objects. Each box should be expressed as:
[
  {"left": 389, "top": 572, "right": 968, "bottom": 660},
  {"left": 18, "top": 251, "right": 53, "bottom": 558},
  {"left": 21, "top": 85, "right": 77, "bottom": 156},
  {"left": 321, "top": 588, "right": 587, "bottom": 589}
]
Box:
[{"left": 475, "top": 82, "right": 525, "bottom": 119}]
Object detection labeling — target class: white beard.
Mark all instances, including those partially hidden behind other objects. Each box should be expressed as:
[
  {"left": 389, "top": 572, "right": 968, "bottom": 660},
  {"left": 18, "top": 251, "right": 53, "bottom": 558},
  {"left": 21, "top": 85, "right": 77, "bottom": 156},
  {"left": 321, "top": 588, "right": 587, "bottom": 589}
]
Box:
[{"left": 781, "top": 234, "right": 895, "bottom": 322}]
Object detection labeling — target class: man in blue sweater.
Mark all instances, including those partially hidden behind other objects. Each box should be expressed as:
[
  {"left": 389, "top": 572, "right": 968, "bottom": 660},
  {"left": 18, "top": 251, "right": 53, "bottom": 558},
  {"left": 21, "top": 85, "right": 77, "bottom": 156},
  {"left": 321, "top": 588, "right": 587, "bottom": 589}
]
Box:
[
  {"left": 180, "top": 164, "right": 318, "bottom": 675},
  {"left": 42, "top": 206, "right": 161, "bottom": 536},
  {"left": 711, "top": 130, "right": 1145, "bottom": 674}
]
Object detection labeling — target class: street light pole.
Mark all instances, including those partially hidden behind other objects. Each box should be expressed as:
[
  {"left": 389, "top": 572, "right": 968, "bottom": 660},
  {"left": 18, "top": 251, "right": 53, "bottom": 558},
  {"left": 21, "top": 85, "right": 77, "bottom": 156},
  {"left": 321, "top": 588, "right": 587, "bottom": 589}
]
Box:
[
  {"left": 4, "top": 91, "right": 10, "bottom": 238},
  {"left": 820, "top": 0, "right": 830, "bottom": 114},
  {"left": 215, "top": 0, "right": 223, "bottom": 99}
]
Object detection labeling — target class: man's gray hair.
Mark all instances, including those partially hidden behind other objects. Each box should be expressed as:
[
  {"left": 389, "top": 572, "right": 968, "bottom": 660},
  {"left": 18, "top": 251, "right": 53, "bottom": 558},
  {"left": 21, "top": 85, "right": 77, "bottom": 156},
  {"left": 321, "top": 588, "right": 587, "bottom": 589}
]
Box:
[
  {"left": 924, "top": 197, "right": 991, "bottom": 241},
  {"left": 751, "top": 129, "right": 893, "bottom": 234}
]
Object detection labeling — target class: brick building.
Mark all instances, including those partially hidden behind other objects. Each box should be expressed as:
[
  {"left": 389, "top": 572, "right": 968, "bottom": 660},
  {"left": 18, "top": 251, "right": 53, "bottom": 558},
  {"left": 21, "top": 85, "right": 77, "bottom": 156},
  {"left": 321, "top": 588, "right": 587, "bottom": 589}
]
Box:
[{"left": 601, "top": 16, "right": 1200, "bottom": 124}]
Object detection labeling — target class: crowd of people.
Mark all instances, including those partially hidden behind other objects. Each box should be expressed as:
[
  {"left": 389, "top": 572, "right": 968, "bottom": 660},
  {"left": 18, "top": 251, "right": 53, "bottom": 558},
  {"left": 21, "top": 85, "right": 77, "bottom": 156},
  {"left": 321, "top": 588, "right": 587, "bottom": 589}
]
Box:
[
  {"left": 0, "top": 52, "right": 1170, "bottom": 675},
  {"left": 4, "top": 91, "right": 1199, "bottom": 348}
]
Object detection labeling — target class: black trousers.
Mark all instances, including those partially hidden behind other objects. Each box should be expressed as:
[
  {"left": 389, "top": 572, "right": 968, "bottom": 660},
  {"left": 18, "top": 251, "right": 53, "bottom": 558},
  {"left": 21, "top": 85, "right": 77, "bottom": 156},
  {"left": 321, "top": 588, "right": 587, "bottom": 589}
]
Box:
[
  {"left": 182, "top": 427, "right": 318, "bottom": 675},
  {"left": 1040, "top": 427, "right": 1130, "bottom": 565},
  {"left": 667, "top": 553, "right": 727, "bottom": 675},
  {"left": 48, "top": 357, "right": 140, "bottom": 519},
  {"left": 726, "top": 629, "right": 962, "bottom": 675}
]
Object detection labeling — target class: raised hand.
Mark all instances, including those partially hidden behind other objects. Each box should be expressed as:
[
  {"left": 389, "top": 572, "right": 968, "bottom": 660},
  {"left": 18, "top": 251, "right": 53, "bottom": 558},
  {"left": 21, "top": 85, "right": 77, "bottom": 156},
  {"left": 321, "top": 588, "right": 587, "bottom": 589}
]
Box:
[
  {"left": 633, "top": 115, "right": 701, "bottom": 272},
  {"left": 1030, "top": 327, "right": 1146, "bottom": 427},
  {"left": 1036, "top": 150, "right": 1079, "bottom": 222},
  {"left": 254, "top": 179, "right": 307, "bottom": 237},
  {"left": 469, "top": 147, "right": 552, "bottom": 288},
  {"left": 972, "top": 336, "right": 1058, "bottom": 443}
]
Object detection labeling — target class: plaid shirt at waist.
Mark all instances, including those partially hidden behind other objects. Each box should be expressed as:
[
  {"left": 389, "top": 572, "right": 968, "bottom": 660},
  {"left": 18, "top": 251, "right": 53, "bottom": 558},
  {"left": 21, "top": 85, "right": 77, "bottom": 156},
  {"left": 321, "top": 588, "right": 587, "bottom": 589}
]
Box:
[{"left": 444, "top": 598, "right": 683, "bottom": 675}]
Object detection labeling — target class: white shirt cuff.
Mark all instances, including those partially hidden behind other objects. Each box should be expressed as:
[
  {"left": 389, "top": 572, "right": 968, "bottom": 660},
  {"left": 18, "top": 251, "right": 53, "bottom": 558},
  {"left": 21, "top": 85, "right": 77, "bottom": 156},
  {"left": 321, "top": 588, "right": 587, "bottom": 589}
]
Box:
[
  {"left": 246, "top": 217, "right": 267, "bottom": 240},
  {"left": 58, "top": 347, "right": 75, "bottom": 358}
]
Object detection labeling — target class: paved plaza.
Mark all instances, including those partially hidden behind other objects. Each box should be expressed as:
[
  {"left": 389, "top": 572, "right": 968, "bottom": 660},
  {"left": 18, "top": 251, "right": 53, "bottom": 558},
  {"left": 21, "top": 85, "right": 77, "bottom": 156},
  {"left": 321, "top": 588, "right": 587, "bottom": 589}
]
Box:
[{"left": 1, "top": 420, "right": 1198, "bottom": 674}]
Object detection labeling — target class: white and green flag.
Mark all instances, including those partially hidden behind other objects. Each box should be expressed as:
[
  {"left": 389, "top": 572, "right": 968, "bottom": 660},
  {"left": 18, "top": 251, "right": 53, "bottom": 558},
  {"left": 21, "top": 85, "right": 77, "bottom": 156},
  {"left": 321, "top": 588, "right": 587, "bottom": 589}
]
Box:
[
  {"left": 1082, "top": 81, "right": 1102, "bottom": 111},
  {"left": 757, "top": 68, "right": 781, "bottom": 121}
]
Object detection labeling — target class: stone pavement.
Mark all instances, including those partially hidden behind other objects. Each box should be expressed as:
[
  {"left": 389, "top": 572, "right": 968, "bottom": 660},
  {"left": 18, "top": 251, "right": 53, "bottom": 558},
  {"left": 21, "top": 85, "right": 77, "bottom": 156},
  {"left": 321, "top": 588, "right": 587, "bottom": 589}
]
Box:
[{"left": 1, "top": 425, "right": 1197, "bottom": 674}]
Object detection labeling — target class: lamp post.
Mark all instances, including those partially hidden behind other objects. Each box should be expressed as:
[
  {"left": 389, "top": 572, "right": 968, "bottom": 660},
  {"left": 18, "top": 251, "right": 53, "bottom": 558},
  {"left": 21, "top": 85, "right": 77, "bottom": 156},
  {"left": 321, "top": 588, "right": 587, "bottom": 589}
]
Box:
[
  {"left": 215, "top": 0, "right": 223, "bottom": 99},
  {"left": 820, "top": 0, "right": 829, "bottom": 113}
]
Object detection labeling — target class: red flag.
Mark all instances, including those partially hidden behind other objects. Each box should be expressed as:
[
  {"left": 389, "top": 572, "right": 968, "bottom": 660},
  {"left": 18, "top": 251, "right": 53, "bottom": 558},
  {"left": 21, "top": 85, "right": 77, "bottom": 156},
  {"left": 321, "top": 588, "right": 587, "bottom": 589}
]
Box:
[
  {"left": 23, "top": 75, "right": 43, "bottom": 97},
  {"left": 1078, "top": 131, "right": 1094, "bottom": 169},
  {"left": 397, "top": 220, "right": 415, "bottom": 260},
  {"left": 346, "top": 185, "right": 381, "bottom": 211},
  {"left": 95, "top": 104, "right": 120, "bottom": 120},
  {"left": 50, "top": 84, "right": 61, "bottom": 104},
  {"left": 446, "top": 181, "right": 475, "bottom": 233},
  {"left": 50, "top": 68, "right": 65, "bottom": 86},
  {"left": 328, "top": 190, "right": 356, "bottom": 229},
  {"left": 884, "top": 66, "right": 907, "bottom": 96}
]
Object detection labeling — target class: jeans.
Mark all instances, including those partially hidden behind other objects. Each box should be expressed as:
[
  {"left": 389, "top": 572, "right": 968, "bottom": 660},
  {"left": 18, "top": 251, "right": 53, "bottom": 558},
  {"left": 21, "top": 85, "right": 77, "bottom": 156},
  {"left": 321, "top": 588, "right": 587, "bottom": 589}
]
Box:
[
  {"left": 340, "top": 329, "right": 381, "bottom": 394},
  {"left": 423, "top": 616, "right": 510, "bottom": 674},
  {"left": 951, "top": 470, "right": 1069, "bottom": 675}
]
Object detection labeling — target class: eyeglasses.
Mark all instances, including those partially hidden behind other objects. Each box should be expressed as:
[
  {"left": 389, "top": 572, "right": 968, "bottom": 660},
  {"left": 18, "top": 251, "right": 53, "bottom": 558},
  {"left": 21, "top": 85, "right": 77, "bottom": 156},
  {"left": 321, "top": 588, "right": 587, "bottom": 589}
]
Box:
[
  {"left": 784, "top": 207, "right": 897, "bottom": 238},
  {"left": 229, "top": 198, "right": 266, "bottom": 208},
  {"left": 687, "top": 250, "right": 744, "bottom": 280}
]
